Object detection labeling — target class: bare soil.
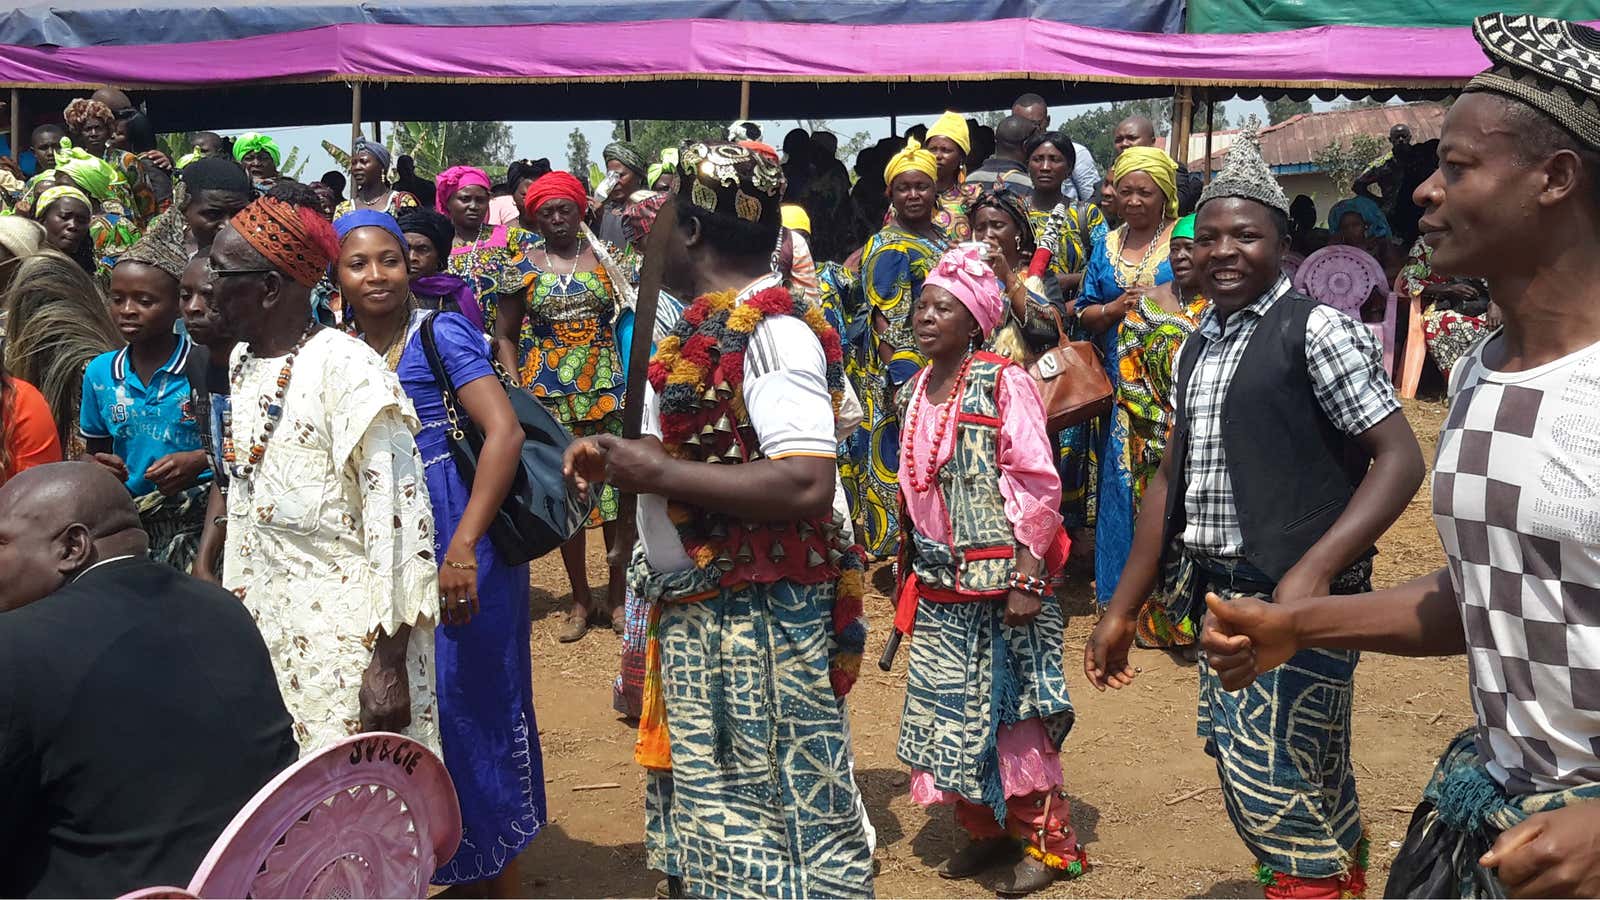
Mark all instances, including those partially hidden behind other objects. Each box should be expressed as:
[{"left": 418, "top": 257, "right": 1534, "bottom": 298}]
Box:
[{"left": 516, "top": 399, "right": 1462, "bottom": 898}]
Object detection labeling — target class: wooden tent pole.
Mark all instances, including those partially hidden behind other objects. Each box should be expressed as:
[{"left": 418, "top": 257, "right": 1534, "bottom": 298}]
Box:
[
  {"left": 8, "top": 90, "right": 19, "bottom": 163},
  {"left": 351, "top": 83, "right": 363, "bottom": 157},
  {"left": 1173, "top": 86, "right": 1194, "bottom": 166},
  {"left": 890, "top": 115, "right": 898, "bottom": 137},
  {"left": 739, "top": 80, "right": 751, "bottom": 120},
  {"left": 624, "top": 119, "right": 632, "bottom": 141},
  {"left": 373, "top": 119, "right": 382, "bottom": 144},
  {"left": 1204, "top": 91, "right": 1215, "bottom": 182}
]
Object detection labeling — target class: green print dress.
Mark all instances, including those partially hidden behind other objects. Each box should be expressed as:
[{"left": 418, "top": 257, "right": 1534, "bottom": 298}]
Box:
[{"left": 520, "top": 241, "right": 629, "bottom": 525}]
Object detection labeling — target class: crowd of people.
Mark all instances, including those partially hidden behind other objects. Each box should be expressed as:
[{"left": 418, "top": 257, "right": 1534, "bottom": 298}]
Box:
[{"left": 2, "top": 11, "right": 1600, "bottom": 900}]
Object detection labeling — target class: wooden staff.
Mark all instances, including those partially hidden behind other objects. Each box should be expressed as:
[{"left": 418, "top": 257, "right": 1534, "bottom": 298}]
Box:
[{"left": 611, "top": 195, "right": 679, "bottom": 539}]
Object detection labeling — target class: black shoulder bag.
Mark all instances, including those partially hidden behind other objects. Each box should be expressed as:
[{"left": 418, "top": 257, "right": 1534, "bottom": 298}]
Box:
[{"left": 417, "top": 314, "right": 593, "bottom": 565}]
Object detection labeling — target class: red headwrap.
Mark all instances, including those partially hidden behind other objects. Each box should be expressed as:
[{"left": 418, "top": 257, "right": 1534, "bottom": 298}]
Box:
[
  {"left": 523, "top": 171, "right": 588, "bottom": 219},
  {"left": 229, "top": 196, "right": 340, "bottom": 288}
]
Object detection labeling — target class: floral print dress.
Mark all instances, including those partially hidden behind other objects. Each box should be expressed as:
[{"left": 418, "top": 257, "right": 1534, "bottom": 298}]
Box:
[{"left": 520, "top": 240, "right": 629, "bottom": 525}]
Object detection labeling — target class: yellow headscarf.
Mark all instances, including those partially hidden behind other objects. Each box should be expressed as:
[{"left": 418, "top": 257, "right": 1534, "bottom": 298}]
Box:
[
  {"left": 926, "top": 111, "right": 971, "bottom": 155},
  {"left": 1110, "top": 146, "right": 1179, "bottom": 219},
  {"left": 884, "top": 136, "right": 938, "bottom": 187},
  {"left": 781, "top": 203, "right": 812, "bottom": 233}
]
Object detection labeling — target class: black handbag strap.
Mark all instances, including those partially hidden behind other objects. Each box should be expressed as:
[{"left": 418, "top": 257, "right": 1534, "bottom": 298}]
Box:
[{"left": 417, "top": 313, "right": 469, "bottom": 441}]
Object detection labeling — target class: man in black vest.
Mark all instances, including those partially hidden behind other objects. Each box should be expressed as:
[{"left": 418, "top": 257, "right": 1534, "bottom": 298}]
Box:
[
  {"left": 0, "top": 462, "right": 297, "bottom": 898},
  {"left": 1202, "top": 15, "right": 1600, "bottom": 898},
  {"left": 1084, "top": 129, "right": 1425, "bottom": 897}
]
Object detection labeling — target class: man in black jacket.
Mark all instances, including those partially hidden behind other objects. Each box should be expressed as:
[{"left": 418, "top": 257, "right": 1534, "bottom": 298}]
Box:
[
  {"left": 1085, "top": 131, "right": 1425, "bottom": 897},
  {"left": 0, "top": 462, "right": 297, "bottom": 898}
]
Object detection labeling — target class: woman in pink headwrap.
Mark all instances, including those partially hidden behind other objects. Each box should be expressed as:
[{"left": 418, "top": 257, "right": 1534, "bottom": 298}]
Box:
[
  {"left": 497, "top": 170, "right": 634, "bottom": 641},
  {"left": 440, "top": 165, "right": 540, "bottom": 374},
  {"left": 893, "top": 244, "right": 1087, "bottom": 896}
]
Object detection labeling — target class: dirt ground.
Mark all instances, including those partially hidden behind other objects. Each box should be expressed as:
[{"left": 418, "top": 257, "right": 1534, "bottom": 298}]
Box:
[{"left": 516, "top": 399, "right": 1463, "bottom": 899}]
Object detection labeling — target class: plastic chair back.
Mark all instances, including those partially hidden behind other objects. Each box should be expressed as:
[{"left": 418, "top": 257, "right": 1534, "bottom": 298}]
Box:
[{"left": 185, "top": 733, "right": 460, "bottom": 899}]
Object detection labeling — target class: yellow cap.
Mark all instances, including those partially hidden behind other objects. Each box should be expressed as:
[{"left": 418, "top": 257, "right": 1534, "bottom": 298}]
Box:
[
  {"left": 926, "top": 110, "right": 971, "bottom": 155},
  {"left": 781, "top": 203, "right": 812, "bottom": 233}
]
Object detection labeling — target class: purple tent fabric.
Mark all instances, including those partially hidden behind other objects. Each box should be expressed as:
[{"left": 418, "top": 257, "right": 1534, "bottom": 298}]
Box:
[
  {"left": 0, "top": 0, "right": 1182, "bottom": 47},
  {"left": 0, "top": 19, "right": 1515, "bottom": 88}
]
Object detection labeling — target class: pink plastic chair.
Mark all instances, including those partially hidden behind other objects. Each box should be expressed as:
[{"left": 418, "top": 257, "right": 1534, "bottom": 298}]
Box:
[
  {"left": 123, "top": 734, "right": 461, "bottom": 899},
  {"left": 1293, "top": 245, "right": 1397, "bottom": 377}
]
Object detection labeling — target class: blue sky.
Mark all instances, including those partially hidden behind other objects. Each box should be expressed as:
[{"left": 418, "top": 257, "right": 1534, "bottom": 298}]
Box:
[{"left": 223, "top": 97, "right": 1279, "bottom": 188}]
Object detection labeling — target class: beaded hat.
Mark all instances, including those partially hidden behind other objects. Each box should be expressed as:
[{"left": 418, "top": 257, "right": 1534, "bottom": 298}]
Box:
[
  {"left": 1466, "top": 13, "right": 1600, "bottom": 151},
  {"left": 117, "top": 201, "right": 189, "bottom": 281},
  {"left": 674, "top": 140, "right": 783, "bottom": 227},
  {"left": 1197, "top": 124, "right": 1290, "bottom": 216}
]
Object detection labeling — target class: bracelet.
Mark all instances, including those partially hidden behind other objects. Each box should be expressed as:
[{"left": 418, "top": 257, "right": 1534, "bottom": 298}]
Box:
[
  {"left": 1008, "top": 571, "right": 1051, "bottom": 598},
  {"left": 444, "top": 559, "right": 478, "bottom": 571},
  {"left": 212, "top": 516, "right": 228, "bottom": 528}
]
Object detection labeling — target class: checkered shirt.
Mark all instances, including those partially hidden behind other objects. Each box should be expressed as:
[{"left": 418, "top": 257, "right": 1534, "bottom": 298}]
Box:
[
  {"left": 1176, "top": 276, "right": 1401, "bottom": 559},
  {"left": 1435, "top": 337, "right": 1600, "bottom": 795}
]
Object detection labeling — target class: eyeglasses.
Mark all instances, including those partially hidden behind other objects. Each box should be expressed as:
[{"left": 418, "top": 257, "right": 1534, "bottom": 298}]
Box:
[{"left": 209, "top": 265, "right": 277, "bottom": 279}]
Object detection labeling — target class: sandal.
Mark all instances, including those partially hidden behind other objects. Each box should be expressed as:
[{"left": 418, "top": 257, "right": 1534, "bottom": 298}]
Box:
[{"left": 558, "top": 607, "right": 588, "bottom": 643}]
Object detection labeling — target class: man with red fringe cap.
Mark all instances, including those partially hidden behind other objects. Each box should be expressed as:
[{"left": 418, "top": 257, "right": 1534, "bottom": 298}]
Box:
[
  {"left": 565, "top": 141, "right": 872, "bottom": 898},
  {"left": 207, "top": 186, "right": 443, "bottom": 759}
]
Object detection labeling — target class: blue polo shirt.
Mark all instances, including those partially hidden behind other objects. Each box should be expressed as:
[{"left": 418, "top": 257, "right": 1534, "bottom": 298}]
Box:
[{"left": 79, "top": 336, "right": 209, "bottom": 497}]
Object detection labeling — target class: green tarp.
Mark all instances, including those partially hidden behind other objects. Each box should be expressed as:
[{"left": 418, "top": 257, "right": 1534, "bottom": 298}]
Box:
[{"left": 1188, "top": 0, "right": 1600, "bottom": 34}]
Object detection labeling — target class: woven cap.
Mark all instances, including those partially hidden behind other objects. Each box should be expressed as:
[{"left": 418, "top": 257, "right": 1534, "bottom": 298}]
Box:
[
  {"left": 1197, "top": 124, "right": 1289, "bottom": 216},
  {"left": 1465, "top": 13, "right": 1600, "bottom": 151}
]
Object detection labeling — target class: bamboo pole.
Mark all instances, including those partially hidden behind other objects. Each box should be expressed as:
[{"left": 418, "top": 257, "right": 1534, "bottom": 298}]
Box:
[
  {"left": 350, "top": 83, "right": 363, "bottom": 157},
  {"left": 739, "top": 80, "right": 751, "bottom": 120},
  {"left": 1204, "top": 91, "right": 1215, "bottom": 181},
  {"left": 1173, "top": 86, "right": 1194, "bottom": 167},
  {"left": 8, "top": 90, "right": 19, "bottom": 163}
]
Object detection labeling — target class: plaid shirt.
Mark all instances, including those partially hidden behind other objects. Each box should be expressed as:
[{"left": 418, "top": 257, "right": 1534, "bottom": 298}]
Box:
[{"left": 1176, "top": 276, "right": 1400, "bottom": 559}]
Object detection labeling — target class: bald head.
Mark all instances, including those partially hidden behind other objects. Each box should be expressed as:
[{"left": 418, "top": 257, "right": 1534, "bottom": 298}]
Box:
[
  {"left": 994, "top": 115, "right": 1037, "bottom": 161},
  {"left": 0, "top": 462, "right": 147, "bottom": 611},
  {"left": 91, "top": 87, "right": 133, "bottom": 112},
  {"left": 1113, "top": 116, "right": 1158, "bottom": 158},
  {"left": 1012, "top": 93, "right": 1049, "bottom": 133}
]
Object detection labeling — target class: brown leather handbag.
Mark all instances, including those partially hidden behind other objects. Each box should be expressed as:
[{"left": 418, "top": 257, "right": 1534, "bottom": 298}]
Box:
[{"left": 1027, "top": 306, "right": 1113, "bottom": 433}]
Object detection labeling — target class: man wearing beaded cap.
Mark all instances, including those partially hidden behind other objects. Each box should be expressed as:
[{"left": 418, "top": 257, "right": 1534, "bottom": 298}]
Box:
[
  {"left": 207, "top": 188, "right": 441, "bottom": 758},
  {"left": 1202, "top": 14, "right": 1600, "bottom": 899},
  {"left": 1084, "top": 127, "right": 1426, "bottom": 898},
  {"left": 565, "top": 140, "right": 872, "bottom": 898}
]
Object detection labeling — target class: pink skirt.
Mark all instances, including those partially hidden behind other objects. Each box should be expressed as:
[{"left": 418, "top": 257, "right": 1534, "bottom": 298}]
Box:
[{"left": 909, "top": 717, "right": 1064, "bottom": 805}]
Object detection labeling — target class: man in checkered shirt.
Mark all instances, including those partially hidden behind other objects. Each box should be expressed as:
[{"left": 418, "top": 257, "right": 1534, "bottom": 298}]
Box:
[
  {"left": 1084, "top": 132, "right": 1425, "bottom": 896},
  {"left": 1202, "top": 14, "right": 1600, "bottom": 899}
]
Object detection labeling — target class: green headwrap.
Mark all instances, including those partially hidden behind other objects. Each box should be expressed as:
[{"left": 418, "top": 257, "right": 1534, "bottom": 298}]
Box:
[
  {"left": 233, "top": 132, "right": 282, "bottom": 168},
  {"left": 1172, "top": 213, "right": 1196, "bottom": 241},
  {"left": 52, "top": 137, "right": 125, "bottom": 203}
]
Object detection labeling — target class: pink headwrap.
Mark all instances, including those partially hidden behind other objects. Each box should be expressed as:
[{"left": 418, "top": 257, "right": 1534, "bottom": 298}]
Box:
[
  {"left": 923, "top": 242, "right": 1003, "bottom": 337},
  {"left": 434, "top": 165, "right": 492, "bottom": 215}
]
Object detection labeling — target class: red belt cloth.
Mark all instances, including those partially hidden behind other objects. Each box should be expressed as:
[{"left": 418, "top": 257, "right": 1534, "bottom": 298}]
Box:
[{"left": 892, "top": 528, "right": 1070, "bottom": 636}]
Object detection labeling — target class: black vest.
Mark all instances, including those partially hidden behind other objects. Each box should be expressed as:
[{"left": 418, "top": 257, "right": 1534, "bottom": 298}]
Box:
[{"left": 1161, "top": 290, "right": 1372, "bottom": 581}]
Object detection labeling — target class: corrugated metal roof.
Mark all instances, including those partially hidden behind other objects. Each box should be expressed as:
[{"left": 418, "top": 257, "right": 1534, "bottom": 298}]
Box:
[{"left": 1194, "top": 102, "right": 1446, "bottom": 169}]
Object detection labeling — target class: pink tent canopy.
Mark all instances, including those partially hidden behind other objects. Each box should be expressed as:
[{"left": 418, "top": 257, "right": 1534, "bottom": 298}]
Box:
[{"left": 0, "top": 18, "right": 1501, "bottom": 90}]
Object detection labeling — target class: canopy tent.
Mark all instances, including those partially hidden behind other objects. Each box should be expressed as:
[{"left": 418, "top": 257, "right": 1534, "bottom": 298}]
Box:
[
  {"left": 0, "top": 0, "right": 1184, "bottom": 47},
  {"left": 1188, "top": 0, "right": 1600, "bottom": 34},
  {"left": 0, "top": 16, "right": 1513, "bottom": 131}
]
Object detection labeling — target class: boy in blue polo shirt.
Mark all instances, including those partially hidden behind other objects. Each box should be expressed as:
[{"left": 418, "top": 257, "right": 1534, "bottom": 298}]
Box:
[{"left": 81, "top": 207, "right": 210, "bottom": 570}]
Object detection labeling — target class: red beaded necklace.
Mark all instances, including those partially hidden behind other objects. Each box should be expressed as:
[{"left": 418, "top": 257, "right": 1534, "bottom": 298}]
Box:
[{"left": 901, "top": 352, "right": 974, "bottom": 494}]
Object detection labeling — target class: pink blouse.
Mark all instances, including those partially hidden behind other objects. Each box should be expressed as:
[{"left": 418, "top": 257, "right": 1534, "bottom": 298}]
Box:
[{"left": 898, "top": 362, "right": 1063, "bottom": 558}]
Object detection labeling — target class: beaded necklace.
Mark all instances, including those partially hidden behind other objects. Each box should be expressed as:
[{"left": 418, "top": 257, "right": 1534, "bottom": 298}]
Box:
[
  {"left": 223, "top": 319, "right": 319, "bottom": 482},
  {"left": 900, "top": 352, "right": 975, "bottom": 494},
  {"left": 1111, "top": 219, "right": 1172, "bottom": 290}
]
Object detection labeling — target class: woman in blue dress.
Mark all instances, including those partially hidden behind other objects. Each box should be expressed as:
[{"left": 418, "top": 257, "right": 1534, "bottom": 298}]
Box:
[
  {"left": 1077, "top": 147, "right": 1177, "bottom": 609},
  {"left": 333, "top": 210, "right": 543, "bottom": 897}
]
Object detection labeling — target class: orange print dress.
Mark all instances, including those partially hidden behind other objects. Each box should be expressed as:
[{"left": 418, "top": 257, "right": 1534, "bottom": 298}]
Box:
[{"left": 520, "top": 245, "right": 627, "bottom": 523}]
